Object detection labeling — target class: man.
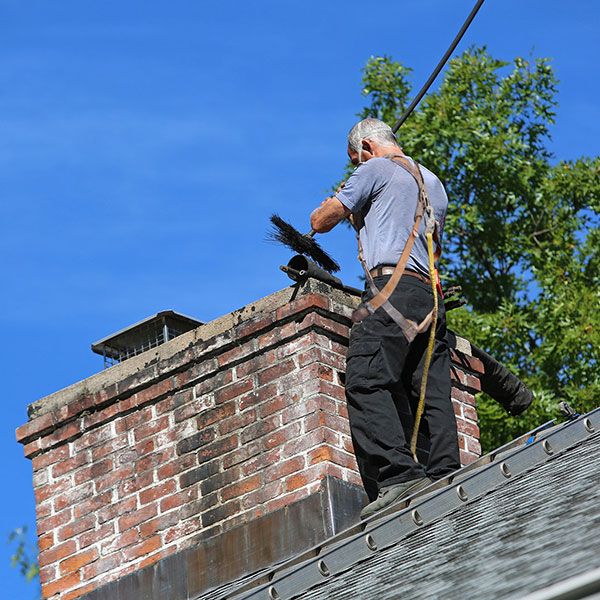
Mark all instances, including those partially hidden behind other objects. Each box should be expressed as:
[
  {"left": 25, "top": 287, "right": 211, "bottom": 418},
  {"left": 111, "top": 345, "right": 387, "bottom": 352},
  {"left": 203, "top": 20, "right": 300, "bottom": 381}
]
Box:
[{"left": 310, "top": 118, "right": 460, "bottom": 519}]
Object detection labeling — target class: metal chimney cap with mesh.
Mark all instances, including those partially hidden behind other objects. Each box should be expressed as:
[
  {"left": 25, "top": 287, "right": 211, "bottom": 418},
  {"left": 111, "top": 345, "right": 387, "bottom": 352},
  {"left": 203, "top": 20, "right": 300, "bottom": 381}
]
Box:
[{"left": 91, "top": 310, "right": 204, "bottom": 368}]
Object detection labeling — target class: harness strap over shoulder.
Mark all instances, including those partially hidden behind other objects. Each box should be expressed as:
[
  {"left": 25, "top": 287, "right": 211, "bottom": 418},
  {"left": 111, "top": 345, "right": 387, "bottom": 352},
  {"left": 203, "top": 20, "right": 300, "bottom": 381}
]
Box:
[{"left": 351, "top": 155, "right": 440, "bottom": 342}]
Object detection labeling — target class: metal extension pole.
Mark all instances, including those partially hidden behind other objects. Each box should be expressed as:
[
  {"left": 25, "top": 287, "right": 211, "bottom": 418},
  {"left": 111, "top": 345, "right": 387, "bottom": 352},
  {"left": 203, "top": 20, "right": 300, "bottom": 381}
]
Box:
[{"left": 392, "top": 0, "right": 486, "bottom": 133}]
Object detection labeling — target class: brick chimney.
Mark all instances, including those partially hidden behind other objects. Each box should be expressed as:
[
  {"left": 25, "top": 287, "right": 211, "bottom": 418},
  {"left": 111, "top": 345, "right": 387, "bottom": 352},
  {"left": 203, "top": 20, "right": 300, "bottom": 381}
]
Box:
[{"left": 16, "top": 279, "right": 483, "bottom": 600}]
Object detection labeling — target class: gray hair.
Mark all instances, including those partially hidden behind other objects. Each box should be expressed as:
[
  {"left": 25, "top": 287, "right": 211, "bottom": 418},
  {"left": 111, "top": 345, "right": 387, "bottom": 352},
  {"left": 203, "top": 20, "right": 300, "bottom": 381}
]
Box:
[{"left": 347, "top": 118, "right": 398, "bottom": 152}]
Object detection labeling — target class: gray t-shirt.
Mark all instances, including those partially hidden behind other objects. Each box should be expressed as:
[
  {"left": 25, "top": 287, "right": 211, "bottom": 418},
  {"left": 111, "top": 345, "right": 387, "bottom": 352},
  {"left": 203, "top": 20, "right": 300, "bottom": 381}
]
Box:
[{"left": 336, "top": 156, "right": 448, "bottom": 274}]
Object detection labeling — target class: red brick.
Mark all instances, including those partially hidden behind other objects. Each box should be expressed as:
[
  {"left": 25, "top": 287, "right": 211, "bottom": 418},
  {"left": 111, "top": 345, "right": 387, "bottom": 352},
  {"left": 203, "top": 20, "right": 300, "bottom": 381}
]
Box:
[
  {"left": 235, "top": 351, "right": 277, "bottom": 379},
  {"left": 139, "top": 480, "right": 177, "bottom": 505},
  {"left": 263, "top": 455, "right": 304, "bottom": 483},
  {"left": 136, "top": 447, "right": 174, "bottom": 474},
  {"left": 31, "top": 444, "right": 70, "bottom": 471},
  {"left": 15, "top": 412, "right": 54, "bottom": 444},
  {"left": 60, "top": 548, "right": 98, "bottom": 576},
  {"left": 138, "top": 545, "right": 178, "bottom": 569},
  {"left": 58, "top": 514, "right": 95, "bottom": 542},
  {"left": 196, "top": 401, "right": 236, "bottom": 429},
  {"left": 257, "top": 360, "right": 296, "bottom": 386},
  {"left": 98, "top": 496, "right": 137, "bottom": 525},
  {"left": 221, "top": 439, "right": 260, "bottom": 469},
  {"left": 257, "top": 322, "right": 298, "bottom": 350},
  {"left": 160, "top": 487, "right": 197, "bottom": 513},
  {"left": 236, "top": 314, "right": 274, "bottom": 339},
  {"left": 74, "top": 457, "right": 113, "bottom": 486},
  {"left": 201, "top": 499, "right": 241, "bottom": 527},
  {"left": 118, "top": 504, "right": 157, "bottom": 533},
  {"left": 63, "top": 583, "right": 95, "bottom": 600},
  {"left": 23, "top": 438, "right": 42, "bottom": 458},
  {"left": 263, "top": 422, "right": 303, "bottom": 451},
  {"left": 52, "top": 451, "right": 90, "bottom": 479},
  {"left": 456, "top": 419, "right": 480, "bottom": 438},
  {"left": 308, "top": 446, "right": 356, "bottom": 469},
  {"left": 240, "top": 415, "right": 280, "bottom": 445},
  {"left": 240, "top": 480, "right": 284, "bottom": 509},
  {"left": 39, "top": 539, "right": 76, "bottom": 567},
  {"left": 39, "top": 564, "right": 56, "bottom": 585},
  {"left": 115, "top": 405, "right": 153, "bottom": 435},
  {"left": 134, "top": 415, "right": 170, "bottom": 442},
  {"left": 72, "top": 422, "right": 112, "bottom": 452},
  {"left": 82, "top": 402, "right": 121, "bottom": 430},
  {"left": 157, "top": 454, "right": 196, "bottom": 481},
  {"left": 297, "top": 312, "right": 349, "bottom": 338},
  {"left": 265, "top": 488, "right": 310, "bottom": 513},
  {"left": 175, "top": 396, "right": 215, "bottom": 423},
  {"left": 258, "top": 394, "right": 294, "bottom": 419},
  {"left": 91, "top": 434, "right": 129, "bottom": 461},
  {"left": 139, "top": 511, "right": 180, "bottom": 539},
  {"left": 118, "top": 471, "right": 154, "bottom": 499},
  {"left": 38, "top": 532, "right": 53, "bottom": 553},
  {"left": 81, "top": 555, "right": 121, "bottom": 579},
  {"left": 35, "top": 477, "right": 71, "bottom": 504},
  {"left": 450, "top": 350, "right": 484, "bottom": 374},
  {"left": 54, "top": 482, "right": 94, "bottom": 512},
  {"left": 193, "top": 369, "right": 234, "bottom": 397},
  {"left": 100, "top": 527, "right": 139, "bottom": 555},
  {"left": 42, "top": 572, "right": 81, "bottom": 598},
  {"left": 218, "top": 409, "right": 257, "bottom": 436},
  {"left": 37, "top": 508, "right": 73, "bottom": 537},
  {"left": 121, "top": 535, "right": 161, "bottom": 561},
  {"left": 220, "top": 474, "right": 261, "bottom": 502},
  {"left": 198, "top": 435, "right": 239, "bottom": 465},
  {"left": 78, "top": 522, "right": 114, "bottom": 549},
  {"left": 163, "top": 518, "right": 201, "bottom": 544},
  {"left": 304, "top": 411, "right": 348, "bottom": 434},
  {"left": 95, "top": 463, "right": 135, "bottom": 493},
  {"left": 463, "top": 404, "right": 478, "bottom": 422},
  {"left": 451, "top": 387, "right": 477, "bottom": 406},
  {"left": 276, "top": 293, "right": 330, "bottom": 320},
  {"left": 460, "top": 450, "right": 478, "bottom": 465},
  {"left": 135, "top": 377, "right": 175, "bottom": 407},
  {"left": 214, "top": 379, "right": 254, "bottom": 404},
  {"left": 317, "top": 379, "right": 346, "bottom": 401}
]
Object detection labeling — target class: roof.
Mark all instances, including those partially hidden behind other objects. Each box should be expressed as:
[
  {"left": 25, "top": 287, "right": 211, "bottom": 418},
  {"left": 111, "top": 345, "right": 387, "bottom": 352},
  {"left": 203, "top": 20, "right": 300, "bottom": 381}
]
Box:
[{"left": 204, "top": 408, "right": 600, "bottom": 600}]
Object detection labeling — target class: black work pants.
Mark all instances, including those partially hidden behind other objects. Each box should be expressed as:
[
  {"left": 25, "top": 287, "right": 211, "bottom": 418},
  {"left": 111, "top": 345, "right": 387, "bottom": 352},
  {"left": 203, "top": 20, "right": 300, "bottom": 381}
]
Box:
[{"left": 345, "top": 274, "right": 460, "bottom": 501}]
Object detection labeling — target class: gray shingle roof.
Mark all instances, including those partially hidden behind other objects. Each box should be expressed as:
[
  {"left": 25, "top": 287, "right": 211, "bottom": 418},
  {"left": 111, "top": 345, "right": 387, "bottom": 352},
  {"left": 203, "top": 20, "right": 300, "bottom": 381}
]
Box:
[{"left": 224, "top": 409, "right": 600, "bottom": 600}]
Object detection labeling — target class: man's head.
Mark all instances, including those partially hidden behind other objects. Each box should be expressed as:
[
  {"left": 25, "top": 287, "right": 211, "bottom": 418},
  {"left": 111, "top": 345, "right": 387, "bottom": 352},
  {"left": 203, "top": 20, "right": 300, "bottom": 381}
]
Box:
[{"left": 347, "top": 118, "right": 400, "bottom": 165}]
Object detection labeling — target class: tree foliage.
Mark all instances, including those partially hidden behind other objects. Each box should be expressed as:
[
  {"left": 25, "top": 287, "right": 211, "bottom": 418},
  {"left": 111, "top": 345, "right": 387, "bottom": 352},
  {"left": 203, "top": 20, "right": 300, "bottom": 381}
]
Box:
[
  {"left": 7, "top": 526, "right": 40, "bottom": 593},
  {"left": 356, "top": 48, "right": 600, "bottom": 451}
]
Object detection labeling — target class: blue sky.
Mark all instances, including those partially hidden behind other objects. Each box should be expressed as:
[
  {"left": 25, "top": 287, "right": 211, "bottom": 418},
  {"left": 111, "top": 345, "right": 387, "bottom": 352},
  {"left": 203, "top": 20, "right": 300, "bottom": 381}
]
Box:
[{"left": 1, "top": 1, "right": 598, "bottom": 596}]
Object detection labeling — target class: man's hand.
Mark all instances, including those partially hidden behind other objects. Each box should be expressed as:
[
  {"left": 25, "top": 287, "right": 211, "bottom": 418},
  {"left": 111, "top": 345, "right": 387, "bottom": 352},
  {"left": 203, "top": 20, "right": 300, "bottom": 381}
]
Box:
[{"left": 310, "top": 196, "right": 351, "bottom": 233}]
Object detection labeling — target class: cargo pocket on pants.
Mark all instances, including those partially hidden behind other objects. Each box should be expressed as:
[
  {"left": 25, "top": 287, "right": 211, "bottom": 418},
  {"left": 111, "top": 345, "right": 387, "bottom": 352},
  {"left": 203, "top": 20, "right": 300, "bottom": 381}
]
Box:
[{"left": 345, "top": 339, "right": 388, "bottom": 391}]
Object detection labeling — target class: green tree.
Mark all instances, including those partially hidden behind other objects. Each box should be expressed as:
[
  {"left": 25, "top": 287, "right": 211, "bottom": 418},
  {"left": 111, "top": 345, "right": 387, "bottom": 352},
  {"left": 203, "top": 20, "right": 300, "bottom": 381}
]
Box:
[
  {"left": 355, "top": 48, "right": 600, "bottom": 451},
  {"left": 7, "top": 525, "right": 40, "bottom": 597}
]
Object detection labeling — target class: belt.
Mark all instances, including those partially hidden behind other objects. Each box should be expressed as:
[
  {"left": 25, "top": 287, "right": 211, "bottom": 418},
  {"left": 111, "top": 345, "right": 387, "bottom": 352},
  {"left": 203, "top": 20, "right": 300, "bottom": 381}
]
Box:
[{"left": 369, "top": 265, "right": 431, "bottom": 283}]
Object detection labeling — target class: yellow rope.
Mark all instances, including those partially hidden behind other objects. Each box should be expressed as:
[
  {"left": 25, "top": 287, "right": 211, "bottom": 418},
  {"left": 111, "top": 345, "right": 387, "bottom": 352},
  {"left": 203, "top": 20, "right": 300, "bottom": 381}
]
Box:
[{"left": 410, "top": 231, "right": 438, "bottom": 461}]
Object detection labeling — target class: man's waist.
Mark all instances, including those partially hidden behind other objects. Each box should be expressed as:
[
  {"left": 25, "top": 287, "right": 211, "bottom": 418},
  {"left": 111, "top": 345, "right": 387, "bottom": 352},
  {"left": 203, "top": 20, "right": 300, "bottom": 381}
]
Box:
[{"left": 369, "top": 264, "right": 431, "bottom": 283}]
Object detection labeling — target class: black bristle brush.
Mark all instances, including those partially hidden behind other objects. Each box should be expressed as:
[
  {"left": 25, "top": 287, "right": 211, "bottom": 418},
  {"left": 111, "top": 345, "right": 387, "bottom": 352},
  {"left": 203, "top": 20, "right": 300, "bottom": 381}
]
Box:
[{"left": 267, "top": 214, "right": 340, "bottom": 273}]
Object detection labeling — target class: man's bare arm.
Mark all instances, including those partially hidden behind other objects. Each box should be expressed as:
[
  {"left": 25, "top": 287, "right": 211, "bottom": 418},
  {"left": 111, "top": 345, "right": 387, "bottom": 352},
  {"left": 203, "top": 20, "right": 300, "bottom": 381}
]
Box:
[{"left": 310, "top": 196, "right": 351, "bottom": 233}]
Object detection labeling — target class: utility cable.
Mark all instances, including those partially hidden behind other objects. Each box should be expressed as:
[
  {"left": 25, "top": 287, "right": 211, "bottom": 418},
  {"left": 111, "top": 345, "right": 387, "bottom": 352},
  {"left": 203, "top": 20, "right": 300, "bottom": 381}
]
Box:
[{"left": 392, "top": 0, "right": 486, "bottom": 133}]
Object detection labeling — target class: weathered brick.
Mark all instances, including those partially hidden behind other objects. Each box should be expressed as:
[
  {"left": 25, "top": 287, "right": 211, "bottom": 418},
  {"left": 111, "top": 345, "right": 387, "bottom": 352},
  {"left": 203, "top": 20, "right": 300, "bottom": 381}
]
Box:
[
  {"left": 31, "top": 444, "right": 70, "bottom": 471},
  {"left": 72, "top": 422, "right": 112, "bottom": 452},
  {"left": 194, "top": 370, "right": 233, "bottom": 397},
  {"left": 78, "top": 522, "right": 114, "bottom": 550},
  {"left": 263, "top": 422, "right": 303, "bottom": 451},
  {"left": 139, "top": 480, "right": 177, "bottom": 505},
  {"left": 58, "top": 514, "right": 95, "bottom": 542},
  {"left": 240, "top": 415, "right": 280, "bottom": 445},
  {"left": 160, "top": 486, "right": 197, "bottom": 513},
  {"left": 38, "top": 532, "right": 54, "bottom": 553},
  {"left": 118, "top": 504, "right": 157, "bottom": 533},
  {"left": 220, "top": 474, "right": 261, "bottom": 503},
  {"left": 218, "top": 409, "right": 257, "bottom": 436},
  {"left": 98, "top": 495, "right": 137, "bottom": 525},
  {"left": 176, "top": 429, "right": 216, "bottom": 455},
  {"left": 134, "top": 415, "right": 170, "bottom": 442},
  {"left": 240, "top": 480, "right": 284, "bottom": 510},
  {"left": 202, "top": 499, "right": 241, "bottom": 528},
  {"left": 214, "top": 379, "right": 254, "bottom": 404},
  {"left": 118, "top": 471, "right": 154, "bottom": 499},
  {"left": 35, "top": 477, "right": 71, "bottom": 504},
  {"left": 54, "top": 482, "right": 94, "bottom": 512},
  {"left": 221, "top": 439, "right": 261, "bottom": 469},
  {"left": 157, "top": 453, "right": 197, "bottom": 481},
  {"left": 257, "top": 322, "right": 298, "bottom": 350},
  {"left": 200, "top": 467, "right": 240, "bottom": 497},
  {"left": 37, "top": 508, "right": 73, "bottom": 537},
  {"left": 59, "top": 548, "right": 98, "bottom": 576},
  {"left": 163, "top": 518, "right": 201, "bottom": 544},
  {"left": 308, "top": 445, "right": 356, "bottom": 470},
  {"left": 276, "top": 293, "right": 330, "bottom": 320},
  {"left": 39, "top": 539, "right": 76, "bottom": 567},
  {"left": 236, "top": 314, "right": 274, "bottom": 339},
  {"left": 121, "top": 535, "right": 161, "bottom": 561},
  {"left": 196, "top": 401, "right": 236, "bottom": 429},
  {"left": 136, "top": 447, "right": 174, "bottom": 475},
  {"left": 180, "top": 460, "right": 220, "bottom": 489},
  {"left": 197, "top": 435, "right": 239, "bottom": 465},
  {"left": 91, "top": 434, "right": 129, "bottom": 462},
  {"left": 82, "top": 555, "right": 122, "bottom": 580},
  {"left": 263, "top": 455, "right": 304, "bottom": 483},
  {"left": 64, "top": 583, "right": 96, "bottom": 600},
  {"left": 139, "top": 511, "right": 180, "bottom": 539},
  {"left": 235, "top": 350, "right": 276, "bottom": 379},
  {"left": 15, "top": 412, "right": 55, "bottom": 444},
  {"left": 175, "top": 395, "right": 215, "bottom": 423},
  {"left": 257, "top": 359, "right": 296, "bottom": 386},
  {"left": 42, "top": 571, "right": 81, "bottom": 599}
]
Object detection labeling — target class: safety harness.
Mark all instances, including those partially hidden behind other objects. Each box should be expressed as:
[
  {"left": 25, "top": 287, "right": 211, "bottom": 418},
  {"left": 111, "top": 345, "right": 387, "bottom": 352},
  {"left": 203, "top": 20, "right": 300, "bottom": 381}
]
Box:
[{"left": 350, "top": 154, "right": 442, "bottom": 459}]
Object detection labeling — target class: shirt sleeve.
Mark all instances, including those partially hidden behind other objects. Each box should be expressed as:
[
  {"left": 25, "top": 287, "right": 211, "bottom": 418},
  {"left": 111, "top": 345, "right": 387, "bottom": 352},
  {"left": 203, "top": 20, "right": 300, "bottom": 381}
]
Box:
[{"left": 336, "top": 159, "right": 387, "bottom": 213}]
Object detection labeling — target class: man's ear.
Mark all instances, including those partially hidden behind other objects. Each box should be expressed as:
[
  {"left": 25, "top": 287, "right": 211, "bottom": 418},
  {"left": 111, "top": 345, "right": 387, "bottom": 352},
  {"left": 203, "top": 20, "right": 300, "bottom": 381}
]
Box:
[{"left": 361, "top": 138, "right": 374, "bottom": 157}]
